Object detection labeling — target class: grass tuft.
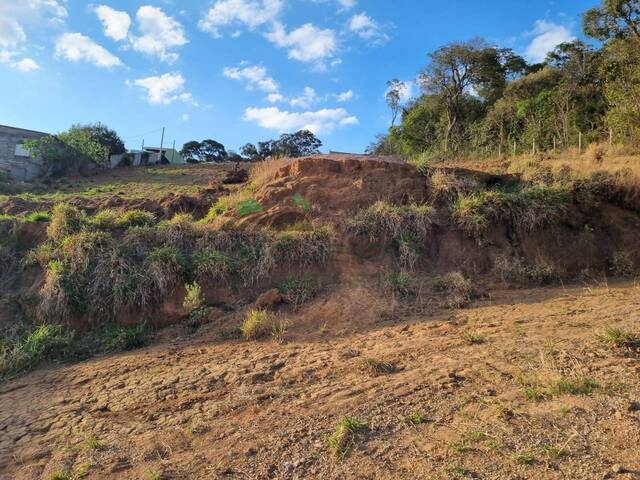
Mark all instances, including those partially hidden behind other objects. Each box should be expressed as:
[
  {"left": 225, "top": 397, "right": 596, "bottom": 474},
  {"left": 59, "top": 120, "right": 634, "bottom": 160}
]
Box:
[
  {"left": 241, "top": 309, "right": 272, "bottom": 340},
  {"left": 329, "top": 416, "right": 369, "bottom": 458},
  {"left": 358, "top": 357, "right": 395, "bottom": 376}
]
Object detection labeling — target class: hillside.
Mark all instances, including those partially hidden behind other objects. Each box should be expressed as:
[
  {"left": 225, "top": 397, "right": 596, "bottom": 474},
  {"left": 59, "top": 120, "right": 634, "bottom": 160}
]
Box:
[{"left": 1, "top": 154, "right": 640, "bottom": 479}]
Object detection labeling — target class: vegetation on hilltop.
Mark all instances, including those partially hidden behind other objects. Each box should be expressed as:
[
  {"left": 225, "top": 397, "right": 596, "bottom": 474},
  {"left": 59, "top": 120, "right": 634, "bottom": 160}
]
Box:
[{"left": 373, "top": 0, "right": 640, "bottom": 161}]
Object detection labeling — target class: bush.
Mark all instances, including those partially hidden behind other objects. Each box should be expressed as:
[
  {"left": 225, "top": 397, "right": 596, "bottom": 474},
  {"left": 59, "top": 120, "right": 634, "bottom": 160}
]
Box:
[
  {"left": 90, "top": 209, "right": 118, "bottom": 230},
  {"left": 183, "top": 282, "right": 204, "bottom": 312},
  {"left": 116, "top": 209, "right": 156, "bottom": 228},
  {"left": 453, "top": 185, "right": 572, "bottom": 236},
  {"left": 433, "top": 271, "right": 478, "bottom": 308},
  {"left": 386, "top": 270, "right": 416, "bottom": 297},
  {"left": 241, "top": 309, "right": 272, "bottom": 340},
  {"left": 47, "top": 203, "right": 86, "bottom": 240},
  {"left": 25, "top": 211, "right": 51, "bottom": 222},
  {"left": 101, "top": 325, "right": 147, "bottom": 352},
  {"left": 347, "top": 201, "right": 434, "bottom": 242},
  {"left": 192, "top": 248, "right": 234, "bottom": 282},
  {"left": 278, "top": 275, "right": 316, "bottom": 308},
  {"left": 493, "top": 255, "right": 558, "bottom": 286},
  {"left": 610, "top": 251, "right": 635, "bottom": 277}
]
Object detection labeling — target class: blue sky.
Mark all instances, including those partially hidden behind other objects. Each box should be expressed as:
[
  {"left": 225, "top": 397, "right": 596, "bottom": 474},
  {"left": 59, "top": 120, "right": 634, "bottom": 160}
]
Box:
[{"left": 0, "top": 0, "right": 598, "bottom": 154}]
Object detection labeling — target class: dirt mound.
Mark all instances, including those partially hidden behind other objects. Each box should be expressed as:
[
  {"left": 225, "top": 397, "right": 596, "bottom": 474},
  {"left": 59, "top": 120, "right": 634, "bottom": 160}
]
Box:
[
  {"left": 0, "top": 198, "right": 52, "bottom": 216},
  {"left": 254, "top": 156, "right": 428, "bottom": 220}
]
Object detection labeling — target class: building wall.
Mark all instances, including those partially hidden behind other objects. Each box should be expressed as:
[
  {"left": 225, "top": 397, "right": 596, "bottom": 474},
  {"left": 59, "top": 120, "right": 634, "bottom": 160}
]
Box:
[{"left": 0, "top": 125, "right": 47, "bottom": 181}]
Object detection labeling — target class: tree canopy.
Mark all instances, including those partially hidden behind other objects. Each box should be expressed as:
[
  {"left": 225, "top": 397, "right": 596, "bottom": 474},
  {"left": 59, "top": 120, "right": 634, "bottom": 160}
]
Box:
[{"left": 241, "top": 130, "right": 322, "bottom": 161}]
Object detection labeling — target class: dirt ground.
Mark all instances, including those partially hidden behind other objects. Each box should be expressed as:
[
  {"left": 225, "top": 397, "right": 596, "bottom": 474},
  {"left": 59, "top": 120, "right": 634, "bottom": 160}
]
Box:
[{"left": 1, "top": 281, "right": 639, "bottom": 480}]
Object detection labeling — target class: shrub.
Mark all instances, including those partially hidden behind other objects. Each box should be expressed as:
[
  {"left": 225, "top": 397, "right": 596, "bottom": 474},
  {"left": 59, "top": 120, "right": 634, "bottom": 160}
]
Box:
[
  {"left": 610, "top": 251, "right": 635, "bottom": 277},
  {"left": 433, "top": 272, "right": 478, "bottom": 308},
  {"left": 452, "top": 185, "right": 572, "bottom": 236},
  {"left": 329, "top": 417, "right": 369, "bottom": 458},
  {"left": 183, "top": 282, "right": 204, "bottom": 313},
  {"left": 90, "top": 209, "right": 118, "bottom": 230},
  {"left": 236, "top": 198, "right": 263, "bottom": 217},
  {"left": 145, "top": 246, "right": 188, "bottom": 297},
  {"left": 116, "top": 209, "right": 156, "bottom": 228},
  {"left": 0, "top": 323, "right": 74, "bottom": 377},
  {"left": 386, "top": 271, "right": 416, "bottom": 297},
  {"left": 347, "top": 201, "right": 433, "bottom": 242},
  {"left": 586, "top": 142, "right": 608, "bottom": 163},
  {"left": 241, "top": 309, "right": 272, "bottom": 340},
  {"left": 25, "top": 211, "right": 51, "bottom": 222},
  {"left": 192, "top": 248, "right": 234, "bottom": 282},
  {"left": 278, "top": 275, "right": 316, "bottom": 308},
  {"left": 101, "top": 325, "right": 147, "bottom": 352},
  {"left": 47, "top": 203, "right": 86, "bottom": 240},
  {"left": 493, "top": 255, "right": 558, "bottom": 286}
]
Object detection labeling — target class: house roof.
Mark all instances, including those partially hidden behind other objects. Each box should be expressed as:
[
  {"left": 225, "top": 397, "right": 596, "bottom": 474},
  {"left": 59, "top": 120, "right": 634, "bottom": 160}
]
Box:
[{"left": 0, "top": 124, "right": 50, "bottom": 136}]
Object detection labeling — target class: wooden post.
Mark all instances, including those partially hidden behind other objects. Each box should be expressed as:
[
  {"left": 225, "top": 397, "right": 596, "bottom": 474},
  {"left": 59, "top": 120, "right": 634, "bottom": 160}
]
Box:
[
  {"left": 513, "top": 140, "right": 516, "bottom": 157},
  {"left": 159, "top": 127, "right": 165, "bottom": 164},
  {"left": 532, "top": 139, "right": 536, "bottom": 155},
  {"left": 553, "top": 137, "right": 556, "bottom": 154},
  {"left": 498, "top": 142, "right": 502, "bottom": 157},
  {"left": 578, "top": 131, "right": 582, "bottom": 154}
]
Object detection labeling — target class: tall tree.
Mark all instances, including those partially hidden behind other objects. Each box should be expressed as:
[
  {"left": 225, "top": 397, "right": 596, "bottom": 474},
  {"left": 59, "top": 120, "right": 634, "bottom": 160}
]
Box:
[
  {"left": 200, "top": 139, "right": 228, "bottom": 162},
  {"left": 584, "top": 0, "right": 640, "bottom": 42},
  {"left": 180, "top": 141, "right": 202, "bottom": 162},
  {"left": 72, "top": 123, "right": 125, "bottom": 156},
  {"left": 385, "top": 79, "right": 405, "bottom": 127}
]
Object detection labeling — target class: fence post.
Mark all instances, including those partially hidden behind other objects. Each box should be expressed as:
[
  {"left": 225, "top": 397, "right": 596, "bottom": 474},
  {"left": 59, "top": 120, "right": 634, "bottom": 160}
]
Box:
[
  {"left": 578, "top": 131, "right": 582, "bottom": 154},
  {"left": 498, "top": 142, "right": 502, "bottom": 157},
  {"left": 532, "top": 139, "right": 536, "bottom": 155},
  {"left": 553, "top": 137, "right": 556, "bottom": 155},
  {"left": 513, "top": 140, "right": 516, "bottom": 157}
]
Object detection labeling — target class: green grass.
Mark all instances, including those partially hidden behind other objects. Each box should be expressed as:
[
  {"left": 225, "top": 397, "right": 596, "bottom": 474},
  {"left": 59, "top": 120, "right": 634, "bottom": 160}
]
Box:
[
  {"left": 241, "top": 310, "right": 272, "bottom": 340},
  {"left": 25, "top": 211, "right": 51, "bottom": 222},
  {"left": 328, "top": 416, "right": 369, "bottom": 458},
  {"left": 404, "top": 411, "right": 428, "bottom": 425},
  {"left": 386, "top": 271, "right": 416, "bottom": 297},
  {"left": 235, "top": 198, "right": 263, "bottom": 217},
  {"left": 278, "top": 275, "right": 316, "bottom": 308},
  {"left": 514, "top": 449, "right": 536, "bottom": 465},
  {"left": 183, "top": 282, "right": 204, "bottom": 313},
  {"left": 101, "top": 325, "right": 147, "bottom": 352},
  {"left": 462, "top": 331, "right": 486, "bottom": 345},
  {"left": 599, "top": 327, "right": 640, "bottom": 349}
]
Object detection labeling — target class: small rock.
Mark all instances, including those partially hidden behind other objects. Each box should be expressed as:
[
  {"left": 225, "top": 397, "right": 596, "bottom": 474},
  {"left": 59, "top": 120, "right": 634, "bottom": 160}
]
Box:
[
  {"left": 611, "top": 464, "right": 626, "bottom": 474},
  {"left": 283, "top": 462, "right": 294, "bottom": 473},
  {"left": 245, "top": 447, "right": 257, "bottom": 457},
  {"left": 628, "top": 401, "right": 640, "bottom": 412}
]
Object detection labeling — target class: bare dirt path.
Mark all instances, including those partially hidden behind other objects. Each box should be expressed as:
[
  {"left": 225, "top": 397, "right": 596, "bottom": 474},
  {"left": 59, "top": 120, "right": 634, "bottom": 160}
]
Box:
[{"left": 2, "top": 282, "right": 640, "bottom": 479}]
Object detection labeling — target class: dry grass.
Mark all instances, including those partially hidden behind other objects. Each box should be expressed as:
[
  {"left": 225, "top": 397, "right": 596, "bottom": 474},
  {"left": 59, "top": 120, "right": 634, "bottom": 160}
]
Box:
[
  {"left": 249, "top": 156, "right": 293, "bottom": 190},
  {"left": 357, "top": 357, "right": 396, "bottom": 376}
]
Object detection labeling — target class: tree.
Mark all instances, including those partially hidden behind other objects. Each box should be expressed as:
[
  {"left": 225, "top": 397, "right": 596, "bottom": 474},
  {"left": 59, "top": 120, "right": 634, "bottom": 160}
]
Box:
[
  {"left": 584, "top": 0, "right": 640, "bottom": 42},
  {"left": 72, "top": 123, "right": 125, "bottom": 156},
  {"left": 200, "top": 139, "right": 228, "bottom": 162},
  {"left": 386, "top": 79, "right": 405, "bottom": 127},
  {"left": 277, "top": 130, "right": 322, "bottom": 157},
  {"left": 180, "top": 141, "right": 203, "bottom": 162},
  {"left": 240, "top": 143, "right": 260, "bottom": 161}
]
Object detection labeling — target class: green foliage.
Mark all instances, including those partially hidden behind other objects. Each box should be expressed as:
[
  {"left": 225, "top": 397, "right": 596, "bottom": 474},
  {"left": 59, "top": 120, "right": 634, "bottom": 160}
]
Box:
[
  {"left": 278, "top": 275, "right": 316, "bottom": 308},
  {"left": 236, "top": 198, "right": 263, "bottom": 217},
  {"left": 47, "top": 203, "right": 86, "bottom": 240},
  {"left": 453, "top": 185, "right": 572, "bottom": 236},
  {"left": 116, "top": 209, "right": 157, "bottom": 228},
  {"left": 183, "top": 282, "right": 204, "bottom": 312},
  {"left": 101, "top": 325, "right": 147, "bottom": 352},
  {"left": 329, "top": 417, "right": 369, "bottom": 458},
  {"left": 386, "top": 271, "right": 416, "bottom": 297},
  {"left": 241, "top": 309, "right": 272, "bottom": 340},
  {"left": 90, "top": 209, "right": 118, "bottom": 230},
  {"left": 293, "top": 193, "right": 311, "bottom": 213},
  {"left": 347, "top": 201, "right": 433, "bottom": 242},
  {"left": 26, "top": 211, "right": 51, "bottom": 222}
]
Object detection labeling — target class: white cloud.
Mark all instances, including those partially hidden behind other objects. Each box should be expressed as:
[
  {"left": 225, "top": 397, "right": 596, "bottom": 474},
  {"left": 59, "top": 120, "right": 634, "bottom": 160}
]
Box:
[
  {"left": 130, "top": 6, "right": 187, "bottom": 63},
  {"left": 289, "top": 87, "right": 317, "bottom": 108},
  {"left": 243, "top": 106, "right": 358, "bottom": 134},
  {"left": 0, "top": 18, "right": 26, "bottom": 48},
  {"left": 267, "top": 92, "right": 285, "bottom": 102},
  {"left": 13, "top": 58, "right": 40, "bottom": 72},
  {"left": 223, "top": 64, "right": 279, "bottom": 92},
  {"left": 337, "top": 0, "right": 357, "bottom": 11},
  {"left": 348, "top": 12, "right": 389, "bottom": 45},
  {"left": 199, "top": 0, "right": 283, "bottom": 37},
  {"left": 95, "top": 5, "right": 131, "bottom": 41},
  {"left": 181, "top": 113, "right": 190, "bottom": 122},
  {"left": 266, "top": 22, "right": 338, "bottom": 66},
  {"left": 336, "top": 90, "right": 353, "bottom": 102},
  {"left": 55, "top": 33, "right": 122, "bottom": 68},
  {"left": 131, "top": 72, "right": 194, "bottom": 105},
  {"left": 525, "top": 20, "right": 575, "bottom": 63}
]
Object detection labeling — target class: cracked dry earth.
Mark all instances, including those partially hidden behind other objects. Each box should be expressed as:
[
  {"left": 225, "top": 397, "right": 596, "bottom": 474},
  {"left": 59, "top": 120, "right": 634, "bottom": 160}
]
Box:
[{"left": 1, "top": 282, "right": 640, "bottom": 480}]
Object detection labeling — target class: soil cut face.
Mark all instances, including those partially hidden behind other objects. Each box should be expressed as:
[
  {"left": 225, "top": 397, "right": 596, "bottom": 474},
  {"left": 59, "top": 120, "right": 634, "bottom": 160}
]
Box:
[{"left": 1, "top": 282, "right": 640, "bottom": 479}]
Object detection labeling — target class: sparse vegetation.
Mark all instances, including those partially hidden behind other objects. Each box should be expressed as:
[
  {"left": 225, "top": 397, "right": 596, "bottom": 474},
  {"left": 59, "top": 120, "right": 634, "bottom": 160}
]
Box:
[
  {"left": 347, "top": 201, "right": 433, "bottom": 242},
  {"left": 278, "top": 275, "right": 316, "bottom": 308},
  {"left": 183, "top": 282, "right": 204, "bottom": 313},
  {"left": 386, "top": 270, "right": 417, "bottom": 297},
  {"left": 433, "top": 271, "right": 479, "bottom": 308},
  {"left": 598, "top": 327, "right": 640, "bottom": 350},
  {"left": 462, "top": 330, "right": 486, "bottom": 345},
  {"left": 358, "top": 357, "right": 395, "bottom": 376},
  {"left": 610, "top": 250, "right": 636, "bottom": 277},
  {"left": 493, "top": 255, "right": 558, "bottom": 286},
  {"left": 241, "top": 309, "right": 272, "bottom": 340},
  {"left": 404, "top": 411, "right": 428, "bottom": 425},
  {"left": 329, "top": 416, "right": 369, "bottom": 458}
]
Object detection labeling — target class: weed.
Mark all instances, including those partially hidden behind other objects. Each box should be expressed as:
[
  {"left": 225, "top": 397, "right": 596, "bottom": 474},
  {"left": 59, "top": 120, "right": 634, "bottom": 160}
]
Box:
[
  {"left": 241, "top": 309, "right": 272, "bottom": 340},
  {"left": 551, "top": 376, "right": 599, "bottom": 396},
  {"left": 610, "top": 251, "right": 635, "bottom": 277},
  {"left": 183, "top": 282, "right": 204, "bottom": 313},
  {"left": 89, "top": 209, "right": 118, "bottom": 230},
  {"left": 192, "top": 248, "right": 234, "bottom": 283},
  {"left": 187, "top": 421, "right": 208, "bottom": 434},
  {"left": 358, "top": 357, "right": 395, "bottom": 376},
  {"left": 433, "top": 272, "right": 478, "bottom": 308},
  {"left": 598, "top": 327, "right": 640, "bottom": 349},
  {"left": 328, "top": 416, "right": 369, "bottom": 458},
  {"left": 278, "top": 275, "right": 316, "bottom": 308},
  {"left": 541, "top": 444, "right": 567, "bottom": 459},
  {"left": 347, "top": 201, "right": 434, "bottom": 243},
  {"left": 271, "top": 318, "right": 288, "bottom": 343},
  {"left": 462, "top": 330, "right": 486, "bottom": 345},
  {"left": 493, "top": 255, "right": 557, "bottom": 286},
  {"left": 404, "top": 411, "right": 428, "bottom": 425},
  {"left": 443, "top": 462, "right": 468, "bottom": 477},
  {"left": 514, "top": 449, "right": 536, "bottom": 465},
  {"left": 116, "top": 209, "right": 156, "bottom": 228},
  {"left": 48, "top": 472, "right": 71, "bottom": 480},
  {"left": 101, "top": 325, "right": 147, "bottom": 352},
  {"left": 85, "top": 437, "right": 104, "bottom": 451},
  {"left": 146, "top": 470, "right": 161, "bottom": 480},
  {"left": 47, "top": 203, "right": 86, "bottom": 240},
  {"left": 26, "top": 211, "right": 51, "bottom": 222},
  {"left": 236, "top": 198, "right": 263, "bottom": 217},
  {"left": 293, "top": 192, "right": 312, "bottom": 213},
  {"left": 386, "top": 270, "right": 416, "bottom": 297}
]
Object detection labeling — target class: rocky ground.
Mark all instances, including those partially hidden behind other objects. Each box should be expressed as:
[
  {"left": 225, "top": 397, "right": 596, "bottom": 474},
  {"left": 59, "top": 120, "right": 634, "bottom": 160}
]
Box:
[{"left": 1, "top": 281, "right": 639, "bottom": 479}]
